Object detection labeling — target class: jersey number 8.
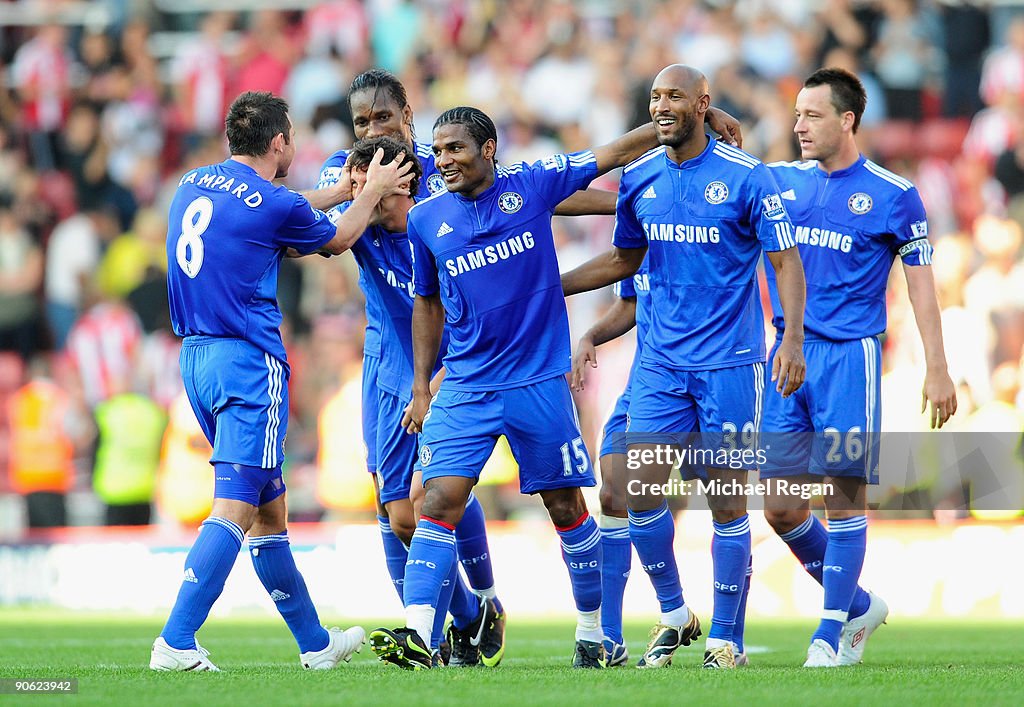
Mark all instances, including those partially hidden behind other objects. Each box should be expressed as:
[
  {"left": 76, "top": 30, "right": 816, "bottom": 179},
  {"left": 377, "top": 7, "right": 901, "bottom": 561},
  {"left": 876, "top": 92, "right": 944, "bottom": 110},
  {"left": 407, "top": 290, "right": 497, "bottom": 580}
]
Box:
[{"left": 176, "top": 196, "right": 214, "bottom": 278}]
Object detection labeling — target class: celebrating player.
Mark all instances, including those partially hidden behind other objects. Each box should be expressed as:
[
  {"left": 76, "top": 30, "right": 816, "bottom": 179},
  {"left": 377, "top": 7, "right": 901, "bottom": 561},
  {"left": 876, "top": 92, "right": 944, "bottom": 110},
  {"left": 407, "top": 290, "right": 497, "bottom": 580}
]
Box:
[
  {"left": 332, "top": 135, "right": 502, "bottom": 667},
  {"left": 366, "top": 106, "right": 668, "bottom": 670},
  {"left": 315, "top": 69, "right": 507, "bottom": 666},
  {"left": 561, "top": 65, "right": 807, "bottom": 670},
  {"left": 761, "top": 68, "right": 957, "bottom": 667},
  {"left": 151, "top": 91, "right": 409, "bottom": 672}
]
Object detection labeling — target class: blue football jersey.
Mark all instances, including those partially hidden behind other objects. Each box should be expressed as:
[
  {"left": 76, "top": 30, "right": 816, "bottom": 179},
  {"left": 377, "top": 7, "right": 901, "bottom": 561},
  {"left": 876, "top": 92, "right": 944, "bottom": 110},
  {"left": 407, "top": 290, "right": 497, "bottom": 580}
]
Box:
[
  {"left": 613, "top": 139, "right": 795, "bottom": 371},
  {"left": 316, "top": 141, "right": 444, "bottom": 357},
  {"left": 765, "top": 156, "right": 932, "bottom": 341},
  {"left": 409, "top": 151, "right": 598, "bottom": 391},
  {"left": 612, "top": 256, "right": 651, "bottom": 359},
  {"left": 330, "top": 202, "right": 447, "bottom": 400},
  {"left": 167, "top": 159, "right": 335, "bottom": 366}
]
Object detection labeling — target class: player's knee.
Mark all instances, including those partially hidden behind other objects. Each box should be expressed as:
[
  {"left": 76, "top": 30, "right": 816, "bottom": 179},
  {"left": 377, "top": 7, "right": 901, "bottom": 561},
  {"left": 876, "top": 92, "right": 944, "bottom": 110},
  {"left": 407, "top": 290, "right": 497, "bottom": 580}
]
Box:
[
  {"left": 599, "top": 482, "right": 626, "bottom": 516},
  {"left": 542, "top": 490, "right": 587, "bottom": 528},
  {"left": 420, "top": 483, "right": 466, "bottom": 527},
  {"left": 764, "top": 507, "right": 807, "bottom": 535}
]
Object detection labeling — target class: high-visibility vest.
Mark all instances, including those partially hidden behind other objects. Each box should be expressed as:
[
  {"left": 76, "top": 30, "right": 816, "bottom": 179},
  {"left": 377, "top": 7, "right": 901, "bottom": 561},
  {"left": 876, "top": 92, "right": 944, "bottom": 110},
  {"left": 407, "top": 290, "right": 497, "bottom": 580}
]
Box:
[
  {"left": 7, "top": 379, "right": 74, "bottom": 494},
  {"left": 156, "top": 392, "right": 213, "bottom": 525},
  {"left": 93, "top": 393, "right": 167, "bottom": 505}
]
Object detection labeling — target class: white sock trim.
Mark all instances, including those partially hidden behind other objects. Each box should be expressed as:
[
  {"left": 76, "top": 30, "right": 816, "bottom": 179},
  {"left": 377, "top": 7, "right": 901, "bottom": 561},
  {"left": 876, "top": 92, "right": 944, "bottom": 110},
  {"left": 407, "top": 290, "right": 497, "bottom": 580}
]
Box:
[
  {"left": 661, "top": 605, "right": 689, "bottom": 627},
  {"left": 821, "top": 609, "right": 848, "bottom": 623},
  {"left": 406, "top": 604, "right": 435, "bottom": 647}
]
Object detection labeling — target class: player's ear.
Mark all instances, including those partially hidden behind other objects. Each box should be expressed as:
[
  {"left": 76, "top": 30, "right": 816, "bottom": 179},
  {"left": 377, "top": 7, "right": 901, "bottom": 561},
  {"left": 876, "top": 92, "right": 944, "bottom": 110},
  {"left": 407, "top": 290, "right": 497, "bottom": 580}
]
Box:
[
  {"left": 481, "top": 138, "right": 496, "bottom": 162},
  {"left": 402, "top": 104, "right": 414, "bottom": 127},
  {"left": 841, "top": 110, "right": 855, "bottom": 133},
  {"left": 697, "top": 93, "right": 711, "bottom": 116}
]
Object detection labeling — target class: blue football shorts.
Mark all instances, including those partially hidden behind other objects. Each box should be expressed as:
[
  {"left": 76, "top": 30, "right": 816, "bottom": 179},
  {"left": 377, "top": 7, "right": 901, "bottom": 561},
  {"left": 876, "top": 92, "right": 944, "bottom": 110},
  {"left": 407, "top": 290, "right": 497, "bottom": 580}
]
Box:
[
  {"left": 627, "top": 360, "right": 766, "bottom": 477},
  {"left": 599, "top": 387, "right": 631, "bottom": 458},
  {"left": 760, "top": 336, "right": 881, "bottom": 483},
  {"left": 417, "top": 374, "right": 596, "bottom": 495},
  {"left": 375, "top": 388, "right": 417, "bottom": 505},
  {"left": 362, "top": 353, "right": 381, "bottom": 474},
  {"left": 180, "top": 336, "right": 290, "bottom": 470}
]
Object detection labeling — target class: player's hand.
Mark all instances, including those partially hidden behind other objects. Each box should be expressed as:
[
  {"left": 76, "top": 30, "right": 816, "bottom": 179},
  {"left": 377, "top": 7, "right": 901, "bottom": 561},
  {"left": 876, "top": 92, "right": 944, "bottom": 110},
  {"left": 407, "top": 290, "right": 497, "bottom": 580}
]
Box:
[
  {"left": 402, "top": 389, "right": 432, "bottom": 435},
  {"left": 365, "top": 147, "right": 414, "bottom": 200},
  {"left": 921, "top": 368, "right": 957, "bottom": 429},
  {"left": 571, "top": 335, "right": 597, "bottom": 392},
  {"left": 771, "top": 337, "right": 805, "bottom": 397},
  {"left": 706, "top": 107, "right": 743, "bottom": 148},
  {"left": 331, "top": 164, "right": 354, "bottom": 204}
]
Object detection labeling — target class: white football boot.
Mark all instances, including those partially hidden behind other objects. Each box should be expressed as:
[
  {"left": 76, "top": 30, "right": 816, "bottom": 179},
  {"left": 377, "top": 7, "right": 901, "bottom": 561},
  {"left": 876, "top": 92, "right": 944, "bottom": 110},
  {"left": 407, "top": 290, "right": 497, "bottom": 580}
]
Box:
[
  {"left": 803, "top": 638, "right": 839, "bottom": 668},
  {"left": 301, "top": 626, "right": 366, "bottom": 669},
  {"left": 838, "top": 591, "right": 889, "bottom": 666},
  {"left": 150, "top": 637, "right": 220, "bottom": 672}
]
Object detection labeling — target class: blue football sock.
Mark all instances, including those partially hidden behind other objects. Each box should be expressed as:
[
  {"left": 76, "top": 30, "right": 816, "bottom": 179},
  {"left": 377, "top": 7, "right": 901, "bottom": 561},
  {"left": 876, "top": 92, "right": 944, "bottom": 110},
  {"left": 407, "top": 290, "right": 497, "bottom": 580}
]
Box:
[
  {"left": 780, "top": 514, "right": 871, "bottom": 620},
  {"left": 628, "top": 503, "right": 685, "bottom": 616},
  {"left": 377, "top": 515, "right": 408, "bottom": 603},
  {"left": 448, "top": 570, "right": 482, "bottom": 631},
  {"left": 710, "top": 515, "right": 751, "bottom": 642},
  {"left": 161, "top": 517, "right": 243, "bottom": 650},
  {"left": 455, "top": 493, "right": 502, "bottom": 613},
  {"left": 599, "top": 515, "right": 631, "bottom": 645},
  {"left": 404, "top": 517, "right": 457, "bottom": 646},
  {"left": 732, "top": 555, "right": 753, "bottom": 654},
  {"left": 430, "top": 561, "right": 459, "bottom": 650},
  {"left": 812, "top": 516, "right": 868, "bottom": 651},
  {"left": 556, "top": 512, "right": 602, "bottom": 614},
  {"left": 249, "top": 531, "right": 329, "bottom": 653}
]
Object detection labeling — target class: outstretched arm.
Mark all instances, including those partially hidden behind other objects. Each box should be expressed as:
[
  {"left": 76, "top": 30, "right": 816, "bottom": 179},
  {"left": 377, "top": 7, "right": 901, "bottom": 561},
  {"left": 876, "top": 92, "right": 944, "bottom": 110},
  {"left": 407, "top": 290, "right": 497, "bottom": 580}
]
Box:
[
  {"left": 301, "top": 165, "right": 353, "bottom": 211},
  {"left": 766, "top": 248, "right": 807, "bottom": 397},
  {"left": 706, "top": 106, "right": 743, "bottom": 148},
  {"left": 554, "top": 188, "right": 617, "bottom": 216},
  {"left": 402, "top": 292, "right": 446, "bottom": 434},
  {"left": 561, "top": 246, "right": 647, "bottom": 297},
  {"left": 571, "top": 296, "right": 637, "bottom": 391},
  {"left": 903, "top": 262, "right": 957, "bottom": 428}
]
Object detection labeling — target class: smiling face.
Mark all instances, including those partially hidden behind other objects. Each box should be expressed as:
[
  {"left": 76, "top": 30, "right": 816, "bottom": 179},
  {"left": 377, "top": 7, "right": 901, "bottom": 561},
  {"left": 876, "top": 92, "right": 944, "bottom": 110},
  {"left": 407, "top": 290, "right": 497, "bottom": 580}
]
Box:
[
  {"left": 431, "top": 123, "right": 495, "bottom": 198},
  {"left": 649, "top": 66, "right": 708, "bottom": 149},
  {"left": 349, "top": 88, "right": 413, "bottom": 142},
  {"left": 793, "top": 84, "right": 849, "bottom": 164}
]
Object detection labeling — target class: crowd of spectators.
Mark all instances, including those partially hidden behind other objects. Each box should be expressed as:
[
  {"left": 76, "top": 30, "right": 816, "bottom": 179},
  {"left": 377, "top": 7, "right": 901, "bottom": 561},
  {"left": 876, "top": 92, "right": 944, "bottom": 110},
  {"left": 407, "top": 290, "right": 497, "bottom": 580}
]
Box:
[{"left": 0, "top": 0, "right": 1021, "bottom": 533}]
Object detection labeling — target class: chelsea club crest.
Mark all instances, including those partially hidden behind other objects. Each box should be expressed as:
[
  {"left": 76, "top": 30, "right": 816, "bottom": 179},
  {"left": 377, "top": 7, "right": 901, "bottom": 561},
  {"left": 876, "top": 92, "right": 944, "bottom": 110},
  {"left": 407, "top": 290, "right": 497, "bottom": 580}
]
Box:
[
  {"left": 427, "top": 173, "right": 446, "bottom": 194},
  {"left": 704, "top": 181, "right": 729, "bottom": 204},
  {"left": 499, "top": 192, "right": 524, "bottom": 214},
  {"left": 848, "top": 192, "right": 873, "bottom": 214}
]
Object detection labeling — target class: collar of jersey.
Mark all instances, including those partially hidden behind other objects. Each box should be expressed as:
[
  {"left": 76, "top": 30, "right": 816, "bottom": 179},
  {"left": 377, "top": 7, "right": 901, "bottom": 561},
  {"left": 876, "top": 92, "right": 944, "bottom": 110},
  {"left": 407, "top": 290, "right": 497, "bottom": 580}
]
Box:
[
  {"left": 661, "top": 134, "right": 715, "bottom": 170},
  {"left": 223, "top": 158, "right": 261, "bottom": 179},
  {"left": 813, "top": 154, "right": 866, "bottom": 180}
]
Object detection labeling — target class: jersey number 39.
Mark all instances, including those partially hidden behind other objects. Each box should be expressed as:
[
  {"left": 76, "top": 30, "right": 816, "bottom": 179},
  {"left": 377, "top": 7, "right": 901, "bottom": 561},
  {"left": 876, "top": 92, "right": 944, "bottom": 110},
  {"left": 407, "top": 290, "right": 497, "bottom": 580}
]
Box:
[{"left": 175, "top": 196, "right": 213, "bottom": 278}]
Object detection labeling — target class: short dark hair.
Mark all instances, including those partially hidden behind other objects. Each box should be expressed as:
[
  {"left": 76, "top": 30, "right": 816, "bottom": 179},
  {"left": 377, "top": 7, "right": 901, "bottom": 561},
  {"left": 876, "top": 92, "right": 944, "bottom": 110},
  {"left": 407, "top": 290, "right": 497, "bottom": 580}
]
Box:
[
  {"left": 433, "top": 107, "right": 498, "bottom": 151},
  {"left": 348, "top": 69, "right": 409, "bottom": 111},
  {"left": 804, "top": 68, "right": 867, "bottom": 133},
  {"left": 346, "top": 136, "right": 422, "bottom": 198},
  {"left": 225, "top": 91, "right": 291, "bottom": 157}
]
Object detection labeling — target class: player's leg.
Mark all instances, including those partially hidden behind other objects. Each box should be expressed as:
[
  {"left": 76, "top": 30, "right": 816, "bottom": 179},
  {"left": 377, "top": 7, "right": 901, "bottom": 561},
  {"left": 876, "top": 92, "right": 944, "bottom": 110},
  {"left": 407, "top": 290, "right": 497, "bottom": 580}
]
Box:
[
  {"left": 152, "top": 341, "right": 260, "bottom": 671},
  {"left": 626, "top": 364, "right": 700, "bottom": 668},
  {"left": 695, "top": 363, "right": 763, "bottom": 670},
  {"left": 370, "top": 388, "right": 498, "bottom": 670},
  {"left": 453, "top": 488, "right": 507, "bottom": 667},
  {"left": 732, "top": 556, "right": 752, "bottom": 665},
  {"left": 804, "top": 338, "right": 884, "bottom": 666},
  {"left": 505, "top": 376, "right": 602, "bottom": 668},
  {"left": 248, "top": 482, "right": 364, "bottom": 669},
  {"left": 596, "top": 395, "right": 633, "bottom": 666}
]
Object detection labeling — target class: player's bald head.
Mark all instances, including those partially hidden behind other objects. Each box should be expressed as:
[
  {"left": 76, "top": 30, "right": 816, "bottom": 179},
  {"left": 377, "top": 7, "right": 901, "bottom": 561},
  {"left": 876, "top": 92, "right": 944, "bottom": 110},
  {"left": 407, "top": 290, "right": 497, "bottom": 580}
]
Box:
[{"left": 652, "top": 65, "right": 709, "bottom": 98}]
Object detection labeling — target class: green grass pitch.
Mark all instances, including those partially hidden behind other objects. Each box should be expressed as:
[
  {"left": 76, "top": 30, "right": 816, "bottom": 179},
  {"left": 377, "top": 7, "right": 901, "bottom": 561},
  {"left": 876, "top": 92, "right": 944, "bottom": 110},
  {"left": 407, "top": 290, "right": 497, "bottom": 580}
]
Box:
[{"left": 1, "top": 610, "right": 1021, "bottom": 706}]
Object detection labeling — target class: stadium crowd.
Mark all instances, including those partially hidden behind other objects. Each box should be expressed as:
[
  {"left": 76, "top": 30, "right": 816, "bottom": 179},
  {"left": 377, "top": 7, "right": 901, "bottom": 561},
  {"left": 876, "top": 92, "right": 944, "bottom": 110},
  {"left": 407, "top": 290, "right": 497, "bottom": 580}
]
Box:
[{"left": 0, "top": 0, "right": 1021, "bottom": 531}]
